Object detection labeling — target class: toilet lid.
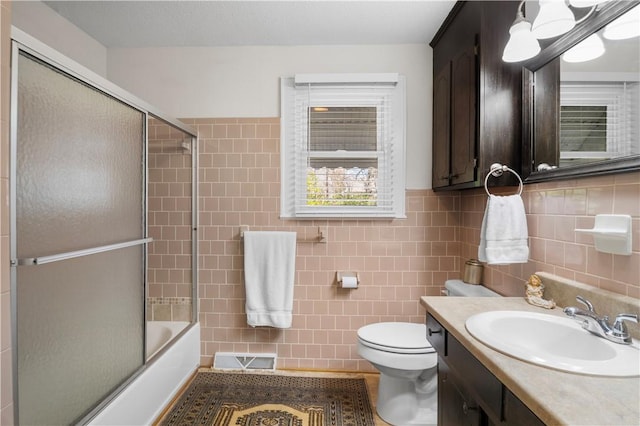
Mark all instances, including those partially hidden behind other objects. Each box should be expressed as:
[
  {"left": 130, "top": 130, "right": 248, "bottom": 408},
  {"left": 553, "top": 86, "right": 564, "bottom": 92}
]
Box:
[{"left": 357, "top": 322, "right": 432, "bottom": 354}]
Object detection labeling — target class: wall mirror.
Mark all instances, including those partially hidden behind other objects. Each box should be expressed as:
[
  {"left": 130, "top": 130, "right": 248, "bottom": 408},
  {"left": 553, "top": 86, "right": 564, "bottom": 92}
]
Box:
[{"left": 522, "top": 1, "right": 640, "bottom": 182}]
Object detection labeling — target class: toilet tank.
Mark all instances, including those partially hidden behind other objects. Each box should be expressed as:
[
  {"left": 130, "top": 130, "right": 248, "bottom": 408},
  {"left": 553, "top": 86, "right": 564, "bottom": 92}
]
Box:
[{"left": 444, "top": 279, "right": 500, "bottom": 297}]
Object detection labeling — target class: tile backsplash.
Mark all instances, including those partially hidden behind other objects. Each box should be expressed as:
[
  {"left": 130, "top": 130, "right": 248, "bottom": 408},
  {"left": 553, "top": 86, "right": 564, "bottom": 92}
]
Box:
[
  {"left": 460, "top": 173, "right": 639, "bottom": 299},
  {"left": 185, "top": 117, "right": 639, "bottom": 370}
]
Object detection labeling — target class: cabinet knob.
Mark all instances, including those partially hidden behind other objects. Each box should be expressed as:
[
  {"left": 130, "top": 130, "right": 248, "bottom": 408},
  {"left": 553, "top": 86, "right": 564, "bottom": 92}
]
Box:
[{"left": 427, "top": 328, "right": 442, "bottom": 336}]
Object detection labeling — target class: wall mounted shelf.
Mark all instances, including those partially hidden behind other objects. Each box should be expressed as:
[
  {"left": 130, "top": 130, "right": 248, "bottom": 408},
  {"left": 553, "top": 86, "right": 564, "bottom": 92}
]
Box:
[{"left": 575, "top": 214, "right": 632, "bottom": 255}]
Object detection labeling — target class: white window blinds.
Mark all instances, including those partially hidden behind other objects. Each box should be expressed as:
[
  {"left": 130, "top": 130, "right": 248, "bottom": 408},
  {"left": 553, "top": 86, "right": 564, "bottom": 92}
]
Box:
[
  {"left": 280, "top": 74, "right": 406, "bottom": 219},
  {"left": 560, "top": 81, "right": 639, "bottom": 166}
]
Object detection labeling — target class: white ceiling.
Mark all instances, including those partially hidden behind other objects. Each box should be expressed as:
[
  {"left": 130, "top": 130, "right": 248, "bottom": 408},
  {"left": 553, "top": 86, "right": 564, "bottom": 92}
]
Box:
[{"left": 43, "top": 1, "right": 457, "bottom": 48}]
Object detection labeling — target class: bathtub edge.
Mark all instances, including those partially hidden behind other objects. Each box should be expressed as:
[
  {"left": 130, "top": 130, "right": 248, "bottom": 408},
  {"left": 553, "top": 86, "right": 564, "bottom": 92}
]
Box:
[{"left": 87, "top": 322, "right": 200, "bottom": 425}]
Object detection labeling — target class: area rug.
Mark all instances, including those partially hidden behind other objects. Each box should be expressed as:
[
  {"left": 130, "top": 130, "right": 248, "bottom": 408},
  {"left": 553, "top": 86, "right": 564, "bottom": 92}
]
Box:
[{"left": 159, "top": 371, "right": 375, "bottom": 426}]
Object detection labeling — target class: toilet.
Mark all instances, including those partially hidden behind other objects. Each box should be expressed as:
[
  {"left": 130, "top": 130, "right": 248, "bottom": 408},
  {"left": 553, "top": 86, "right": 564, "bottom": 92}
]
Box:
[{"left": 357, "top": 280, "right": 499, "bottom": 425}]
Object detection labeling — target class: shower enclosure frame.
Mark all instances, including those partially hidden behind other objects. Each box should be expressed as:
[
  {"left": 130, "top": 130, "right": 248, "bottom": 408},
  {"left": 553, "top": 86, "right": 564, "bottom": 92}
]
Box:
[{"left": 9, "top": 27, "right": 199, "bottom": 425}]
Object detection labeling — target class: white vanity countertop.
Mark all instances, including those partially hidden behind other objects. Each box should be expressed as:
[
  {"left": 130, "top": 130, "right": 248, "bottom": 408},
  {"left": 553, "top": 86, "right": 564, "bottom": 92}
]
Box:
[{"left": 420, "top": 296, "right": 640, "bottom": 426}]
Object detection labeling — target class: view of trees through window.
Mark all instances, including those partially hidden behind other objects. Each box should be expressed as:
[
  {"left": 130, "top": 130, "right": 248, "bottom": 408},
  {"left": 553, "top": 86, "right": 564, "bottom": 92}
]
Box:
[
  {"left": 306, "top": 166, "right": 377, "bottom": 206},
  {"left": 306, "top": 106, "right": 379, "bottom": 206}
]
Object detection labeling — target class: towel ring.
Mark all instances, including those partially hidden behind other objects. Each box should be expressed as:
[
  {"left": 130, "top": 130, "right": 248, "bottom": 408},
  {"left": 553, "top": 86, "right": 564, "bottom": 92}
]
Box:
[{"left": 484, "top": 163, "right": 523, "bottom": 196}]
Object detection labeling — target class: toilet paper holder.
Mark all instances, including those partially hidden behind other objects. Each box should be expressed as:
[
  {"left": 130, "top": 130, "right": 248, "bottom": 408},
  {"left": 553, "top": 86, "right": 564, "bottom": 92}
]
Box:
[{"left": 336, "top": 271, "right": 360, "bottom": 289}]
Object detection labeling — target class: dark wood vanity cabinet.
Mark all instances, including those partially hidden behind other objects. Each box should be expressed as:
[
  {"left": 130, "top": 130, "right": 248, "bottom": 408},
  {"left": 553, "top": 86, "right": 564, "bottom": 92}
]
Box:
[
  {"left": 438, "top": 359, "right": 483, "bottom": 426},
  {"left": 426, "top": 314, "right": 544, "bottom": 426},
  {"left": 430, "top": 1, "right": 522, "bottom": 190}
]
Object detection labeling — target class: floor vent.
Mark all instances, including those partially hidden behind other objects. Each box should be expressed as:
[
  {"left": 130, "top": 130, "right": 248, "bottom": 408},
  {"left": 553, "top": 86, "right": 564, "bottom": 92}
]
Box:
[{"left": 213, "top": 352, "right": 277, "bottom": 371}]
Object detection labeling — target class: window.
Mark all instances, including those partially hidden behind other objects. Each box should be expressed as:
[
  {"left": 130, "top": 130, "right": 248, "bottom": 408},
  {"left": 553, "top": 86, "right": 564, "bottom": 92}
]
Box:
[
  {"left": 560, "top": 81, "right": 639, "bottom": 167},
  {"left": 280, "top": 74, "right": 406, "bottom": 218}
]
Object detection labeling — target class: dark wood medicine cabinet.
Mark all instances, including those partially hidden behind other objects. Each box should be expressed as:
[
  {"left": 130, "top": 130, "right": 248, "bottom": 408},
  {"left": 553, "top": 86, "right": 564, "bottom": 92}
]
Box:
[
  {"left": 431, "top": 1, "right": 523, "bottom": 191},
  {"left": 432, "top": 1, "right": 640, "bottom": 191},
  {"left": 521, "top": 0, "right": 640, "bottom": 183}
]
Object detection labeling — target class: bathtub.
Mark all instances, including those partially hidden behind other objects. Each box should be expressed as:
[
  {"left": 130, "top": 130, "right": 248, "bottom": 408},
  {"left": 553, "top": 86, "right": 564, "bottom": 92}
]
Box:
[
  {"left": 88, "top": 321, "right": 200, "bottom": 425},
  {"left": 146, "top": 321, "right": 191, "bottom": 359}
]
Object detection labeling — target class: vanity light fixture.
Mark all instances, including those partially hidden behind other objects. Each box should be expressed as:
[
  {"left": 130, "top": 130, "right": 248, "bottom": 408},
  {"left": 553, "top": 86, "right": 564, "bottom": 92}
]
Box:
[
  {"left": 603, "top": 5, "right": 640, "bottom": 40},
  {"left": 532, "top": 0, "right": 577, "bottom": 39},
  {"left": 562, "top": 33, "right": 606, "bottom": 62},
  {"left": 502, "top": 0, "right": 606, "bottom": 63},
  {"left": 502, "top": 0, "right": 541, "bottom": 62}
]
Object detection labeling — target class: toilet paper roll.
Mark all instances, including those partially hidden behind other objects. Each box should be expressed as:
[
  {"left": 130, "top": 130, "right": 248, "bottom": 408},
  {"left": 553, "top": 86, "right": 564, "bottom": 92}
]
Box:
[{"left": 341, "top": 276, "right": 358, "bottom": 289}]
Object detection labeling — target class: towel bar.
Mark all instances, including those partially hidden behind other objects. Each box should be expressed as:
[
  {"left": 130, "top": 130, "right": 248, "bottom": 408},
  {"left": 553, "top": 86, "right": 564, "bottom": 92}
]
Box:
[
  {"left": 484, "top": 163, "right": 523, "bottom": 196},
  {"left": 239, "top": 226, "right": 326, "bottom": 243}
]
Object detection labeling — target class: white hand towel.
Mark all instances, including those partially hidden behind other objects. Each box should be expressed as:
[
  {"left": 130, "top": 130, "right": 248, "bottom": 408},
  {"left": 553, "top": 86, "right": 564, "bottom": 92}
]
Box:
[
  {"left": 243, "top": 231, "right": 296, "bottom": 328},
  {"left": 478, "top": 194, "right": 529, "bottom": 265}
]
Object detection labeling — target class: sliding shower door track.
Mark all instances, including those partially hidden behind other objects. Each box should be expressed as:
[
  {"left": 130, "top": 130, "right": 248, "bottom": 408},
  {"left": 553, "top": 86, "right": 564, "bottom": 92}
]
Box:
[{"left": 13, "top": 237, "right": 153, "bottom": 266}]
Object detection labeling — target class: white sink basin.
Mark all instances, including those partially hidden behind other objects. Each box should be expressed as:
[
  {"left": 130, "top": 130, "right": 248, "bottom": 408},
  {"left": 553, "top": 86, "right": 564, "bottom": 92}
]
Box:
[{"left": 465, "top": 310, "right": 640, "bottom": 377}]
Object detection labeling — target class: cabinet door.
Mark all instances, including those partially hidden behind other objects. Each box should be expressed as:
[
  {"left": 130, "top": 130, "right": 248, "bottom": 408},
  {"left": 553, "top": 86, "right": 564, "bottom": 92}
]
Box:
[
  {"left": 433, "top": 63, "right": 452, "bottom": 189},
  {"left": 438, "top": 358, "right": 482, "bottom": 426},
  {"left": 450, "top": 44, "right": 477, "bottom": 186},
  {"left": 533, "top": 57, "right": 560, "bottom": 170}
]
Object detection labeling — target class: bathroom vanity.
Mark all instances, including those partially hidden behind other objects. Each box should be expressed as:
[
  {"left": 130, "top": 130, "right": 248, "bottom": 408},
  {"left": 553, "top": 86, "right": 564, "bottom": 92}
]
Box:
[
  {"left": 421, "top": 296, "right": 640, "bottom": 425},
  {"left": 426, "top": 312, "right": 543, "bottom": 425}
]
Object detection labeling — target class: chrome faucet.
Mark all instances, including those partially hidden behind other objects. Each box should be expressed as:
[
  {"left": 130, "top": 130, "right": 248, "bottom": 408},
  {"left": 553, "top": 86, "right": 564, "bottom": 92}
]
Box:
[{"left": 563, "top": 296, "right": 638, "bottom": 345}]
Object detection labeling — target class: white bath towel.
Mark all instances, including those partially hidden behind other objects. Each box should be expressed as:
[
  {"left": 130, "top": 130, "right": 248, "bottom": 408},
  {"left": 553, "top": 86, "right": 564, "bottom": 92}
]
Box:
[
  {"left": 243, "top": 231, "right": 296, "bottom": 328},
  {"left": 478, "top": 194, "right": 529, "bottom": 265}
]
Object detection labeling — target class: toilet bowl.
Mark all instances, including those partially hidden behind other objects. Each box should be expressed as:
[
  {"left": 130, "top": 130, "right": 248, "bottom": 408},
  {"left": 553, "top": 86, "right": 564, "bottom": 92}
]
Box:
[
  {"left": 357, "top": 322, "right": 437, "bottom": 426},
  {"left": 358, "top": 280, "right": 500, "bottom": 425}
]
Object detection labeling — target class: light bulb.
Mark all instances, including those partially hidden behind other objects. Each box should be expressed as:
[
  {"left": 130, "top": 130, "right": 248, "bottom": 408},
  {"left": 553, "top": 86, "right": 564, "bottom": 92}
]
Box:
[
  {"left": 562, "top": 33, "right": 605, "bottom": 62},
  {"left": 603, "top": 5, "right": 640, "bottom": 40},
  {"left": 503, "top": 20, "right": 541, "bottom": 62},
  {"left": 532, "top": 0, "right": 576, "bottom": 39}
]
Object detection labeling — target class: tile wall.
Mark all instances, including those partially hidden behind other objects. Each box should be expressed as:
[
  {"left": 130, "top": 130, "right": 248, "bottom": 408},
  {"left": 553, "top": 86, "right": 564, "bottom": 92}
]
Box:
[
  {"left": 147, "top": 118, "right": 193, "bottom": 322},
  {"left": 185, "top": 117, "right": 461, "bottom": 370},
  {"left": 1, "top": 1, "right": 12, "bottom": 423},
  {"left": 460, "top": 173, "right": 640, "bottom": 298},
  {"left": 186, "top": 117, "right": 639, "bottom": 370}
]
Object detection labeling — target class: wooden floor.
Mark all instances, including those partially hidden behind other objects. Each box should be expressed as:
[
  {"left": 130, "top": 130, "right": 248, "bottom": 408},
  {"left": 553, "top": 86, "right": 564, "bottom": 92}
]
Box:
[{"left": 154, "top": 368, "right": 391, "bottom": 425}]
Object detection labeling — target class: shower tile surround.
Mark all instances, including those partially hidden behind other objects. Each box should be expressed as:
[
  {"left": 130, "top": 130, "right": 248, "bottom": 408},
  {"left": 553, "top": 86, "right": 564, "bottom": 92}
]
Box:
[
  {"left": 186, "top": 117, "right": 640, "bottom": 370},
  {"left": 147, "top": 118, "right": 193, "bottom": 322}
]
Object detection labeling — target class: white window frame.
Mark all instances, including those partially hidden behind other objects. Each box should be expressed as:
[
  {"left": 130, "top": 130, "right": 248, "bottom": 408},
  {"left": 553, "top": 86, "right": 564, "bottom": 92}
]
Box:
[{"left": 280, "top": 73, "right": 406, "bottom": 219}]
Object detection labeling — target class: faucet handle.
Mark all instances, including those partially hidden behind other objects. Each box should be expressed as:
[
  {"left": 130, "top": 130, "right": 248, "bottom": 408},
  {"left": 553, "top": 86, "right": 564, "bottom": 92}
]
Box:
[
  {"left": 613, "top": 313, "right": 639, "bottom": 334},
  {"left": 576, "top": 296, "right": 596, "bottom": 313}
]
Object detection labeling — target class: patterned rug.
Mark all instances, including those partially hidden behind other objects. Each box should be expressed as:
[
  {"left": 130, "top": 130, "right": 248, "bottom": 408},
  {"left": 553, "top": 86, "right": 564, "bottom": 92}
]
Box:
[{"left": 159, "top": 371, "right": 375, "bottom": 426}]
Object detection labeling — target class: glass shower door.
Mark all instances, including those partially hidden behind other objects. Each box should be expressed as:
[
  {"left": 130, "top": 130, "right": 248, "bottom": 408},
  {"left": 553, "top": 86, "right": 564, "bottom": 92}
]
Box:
[{"left": 13, "top": 50, "right": 147, "bottom": 425}]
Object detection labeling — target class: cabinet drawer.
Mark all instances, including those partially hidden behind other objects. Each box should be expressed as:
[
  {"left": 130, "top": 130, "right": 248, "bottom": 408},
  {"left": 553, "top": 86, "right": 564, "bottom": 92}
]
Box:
[
  {"left": 447, "top": 334, "right": 502, "bottom": 422},
  {"left": 426, "top": 314, "right": 446, "bottom": 355}
]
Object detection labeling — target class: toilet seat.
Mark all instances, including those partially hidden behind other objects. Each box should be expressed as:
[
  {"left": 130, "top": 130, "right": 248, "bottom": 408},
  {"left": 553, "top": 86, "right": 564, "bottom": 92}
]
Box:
[{"left": 357, "top": 322, "right": 434, "bottom": 354}]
